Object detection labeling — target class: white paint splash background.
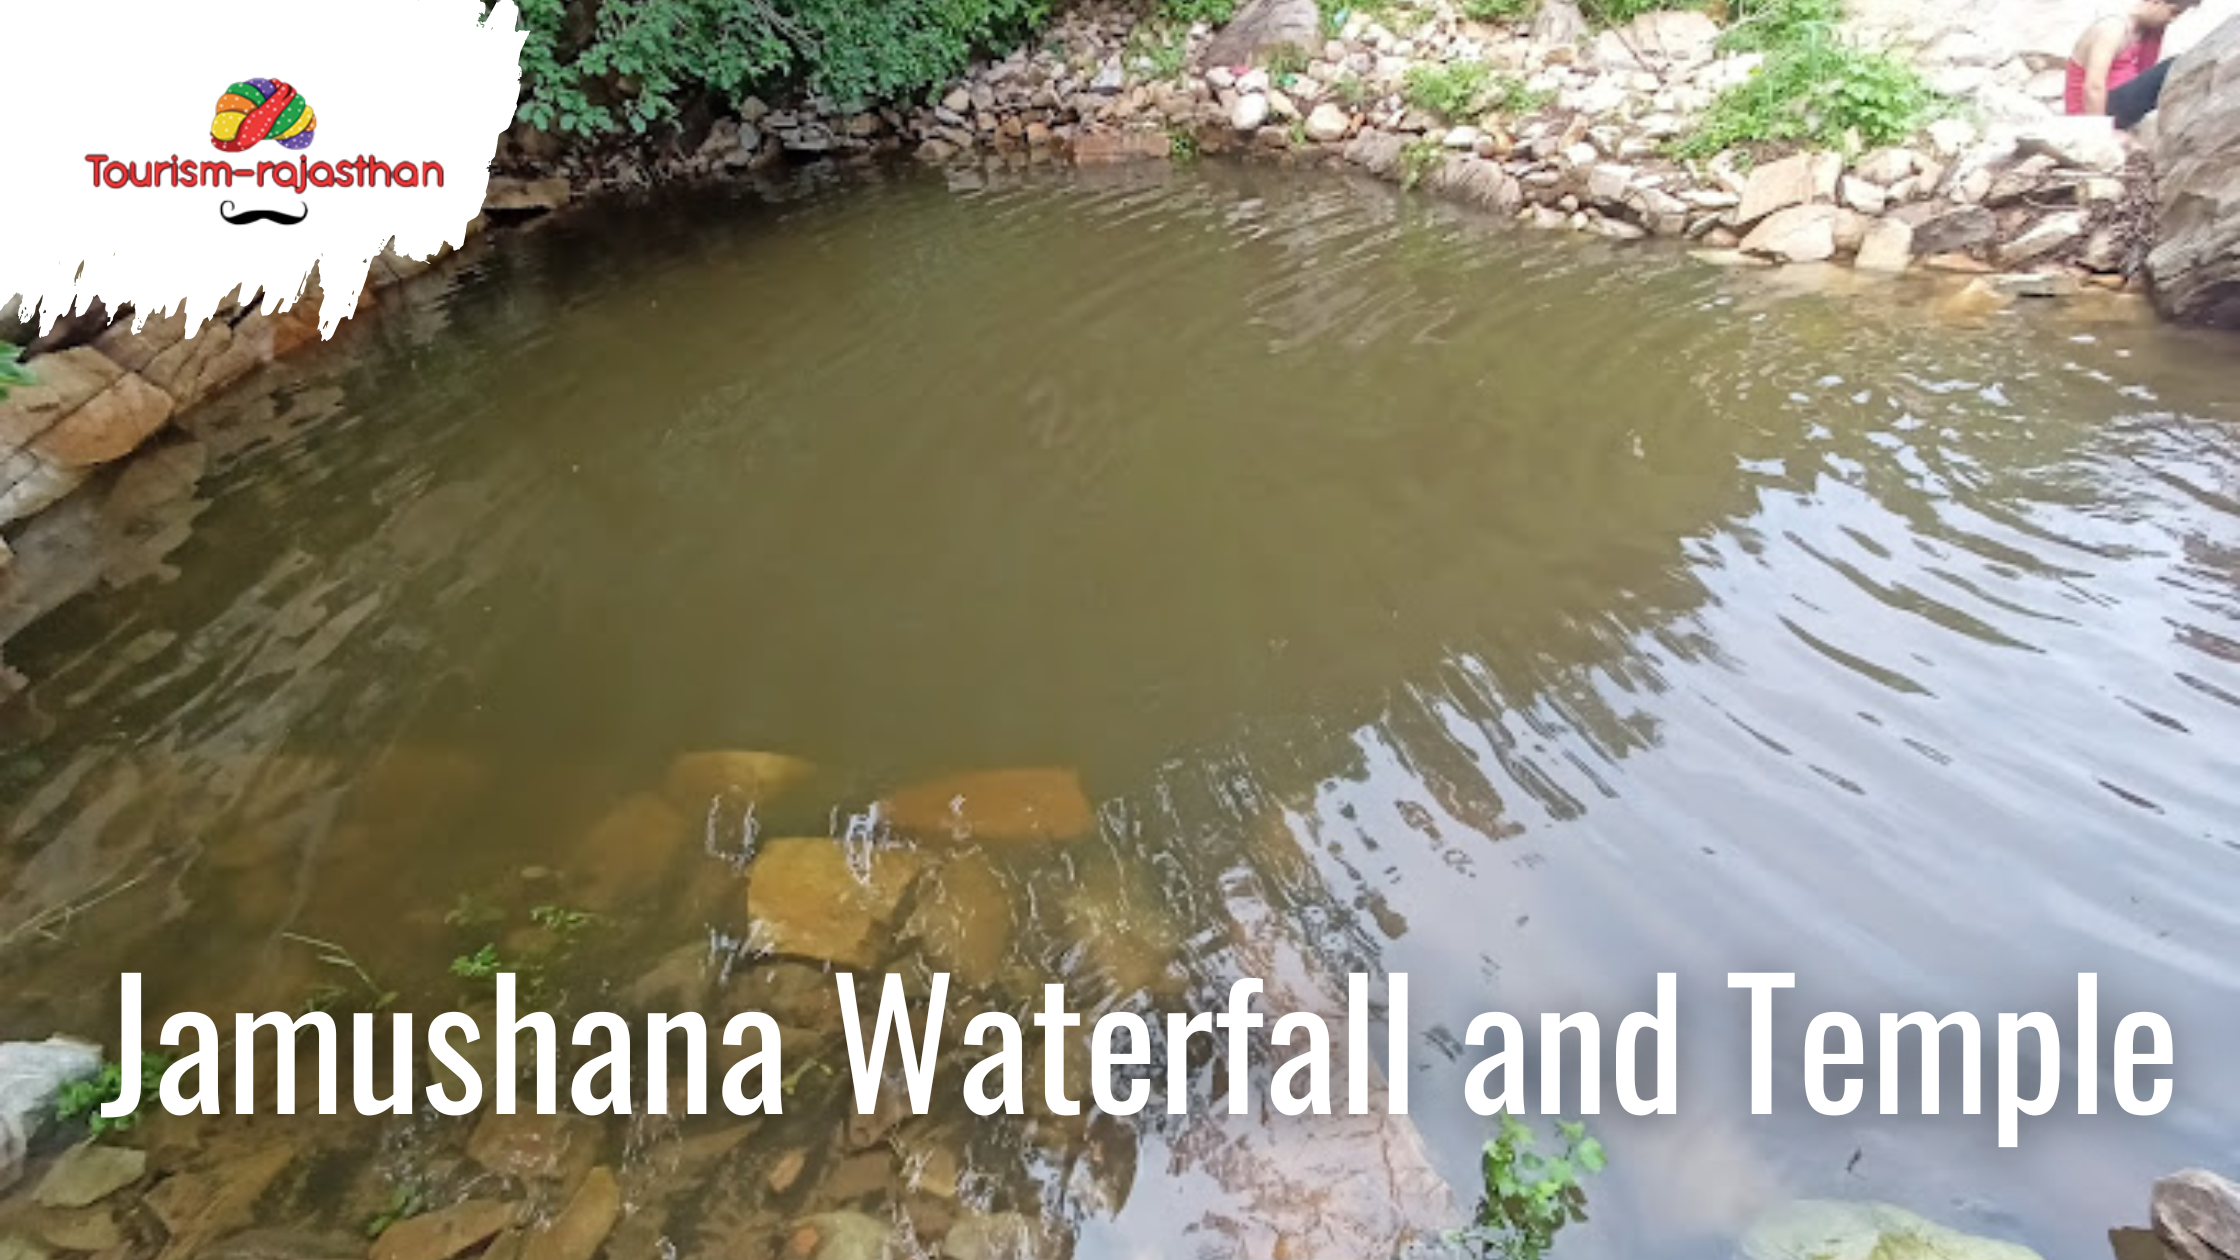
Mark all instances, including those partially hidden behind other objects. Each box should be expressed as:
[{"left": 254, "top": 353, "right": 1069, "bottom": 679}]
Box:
[{"left": 0, "top": 0, "right": 524, "bottom": 339}]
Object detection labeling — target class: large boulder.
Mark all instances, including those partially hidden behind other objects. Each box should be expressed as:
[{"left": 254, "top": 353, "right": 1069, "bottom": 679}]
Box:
[
  {"left": 1202, "top": 0, "right": 1320, "bottom": 68},
  {"left": 0, "top": 1039, "right": 104, "bottom": 1191},
  {"left": 2153, "top": 1169, "right": 2240, "bottom": 1260},
  {"left": 2148, "top": 15, "right": 2240, "bottom": 326}
]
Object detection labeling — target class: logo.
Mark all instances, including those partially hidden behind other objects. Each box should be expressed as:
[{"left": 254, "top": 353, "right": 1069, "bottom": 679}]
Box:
[{"left": 210, "top": 78, "right": 317, "bottom": 153}]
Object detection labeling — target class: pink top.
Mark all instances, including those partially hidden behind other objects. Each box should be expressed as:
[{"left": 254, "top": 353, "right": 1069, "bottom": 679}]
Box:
[{"left": 2066, "top": 27, "right": 2163, "bottom": 113}]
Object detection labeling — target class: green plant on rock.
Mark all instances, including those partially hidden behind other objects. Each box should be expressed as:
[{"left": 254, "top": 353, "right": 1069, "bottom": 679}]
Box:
[
  {"left": 284, "top": 932, "right": 398, "bottom": 1012},
  {"left": 1577, "top": 0, "right": 1684, "bottom": 24},
  {"left": 529, "top": 904, "right": 601, "bottom": 937},
  {"left": 1333, "top": 71, "right": 1374, "bottom": 110},
  {"left": 1452, "top": 1114, "right": 1607, "bottom": 1260},
  {"left": 54, "top": 1053, "right": 171, "bottom": 1139},
  {"left": 1402, "top": 60, "right": 1494, "bottom": 119},
  {"left": 1169, "top": 124, "right": 1203, "bottom": 160},
  {"left": 1399, "top": 135, "right": 1447, "bottom": 189},
  {"left": 1156, "top": 0, "right": 1236, "bottom": 24},
  {"left": 1461, "top": 0, "right": 1536, "bottom": 20},
  {"left": 1127, "top": 22, "right": 1190, "bottom": 80},
  {"left": 450, "top": 943, "right": 510, "bottom": 981},
  {"left": 1673, "top": 25, "right": 1938, "bottom": 157},
  {"left": 0, "top": 344, "right": 33, "bottom": 403},
  {"left": 1718, "top": 0, "right": 1841, "bottom": 52},
  {"left": 1263, "top": 41, "right": 1312, "bottom": 78}
]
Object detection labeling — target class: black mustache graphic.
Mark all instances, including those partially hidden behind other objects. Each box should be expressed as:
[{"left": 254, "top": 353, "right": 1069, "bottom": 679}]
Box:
[{"left": 218, "top": 200, "right": 308, "bottom": 226}]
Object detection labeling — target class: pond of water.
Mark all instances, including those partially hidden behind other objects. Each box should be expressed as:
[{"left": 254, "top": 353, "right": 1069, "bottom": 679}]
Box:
[{"left": 3, "top": 162, "right": 2238, "bottom": 1260}]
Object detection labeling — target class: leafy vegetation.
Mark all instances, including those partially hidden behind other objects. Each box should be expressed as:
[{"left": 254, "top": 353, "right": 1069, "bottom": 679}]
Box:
[
  {"left": 1402, "top": 61, "right": 1547, "bottom": 120},
  {"left": 1156, "top": 0, "right": 1236, "bottom": 23},
  {"left": 1126, "top": 22, "right": 1190, "bottom": 80},
  {"left": 0, "top": 345, "right": 33, "bottom": 403},
  {"left": 54, "top": 1053, "right": 171, "bottom": 1138},
  {"left": 449, "top": 943, "right": 512, "bottom": 981},
  {"left": 510, "top": 0, "right": 1055, "bottom": 138},
  {"left": 284, "top": 932, "right": 398, "bottom": 1013},
  {"left": 1718, "top": 0, "right": 1840, "bottom": 51},
  {"left": 1452, "top": 1115, "right": 1608, "bottom": 1260},
  {"left": 1403, "top": 61, "right": 1495, "bottom": 118},
  {"left": 1673, "top": 18, "right": 1939, "bottom": 157},
  {"left": 1400, "top": 136, "right": 1448, "bottom": 189},
  {"left": 1332, "top": 71, "right": 1375, "bottom": 110},
  {"left": 1577, "top": 0, "right": 1676, "bottom": 25},
  {"left": 1460, "top": 0, "right": 1536, "bottom": 19},
  {"left": 1264, "top": 41, "right": 1313, "bottom": 78}
]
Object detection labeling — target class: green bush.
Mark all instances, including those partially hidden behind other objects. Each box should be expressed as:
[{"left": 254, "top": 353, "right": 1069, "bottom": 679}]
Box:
[
  {"left": 512, "top": 0, "right": 1054, "bottom": 138},
  {"left": 1403, "top": 61, "right": 1494, "bottom": 118},
  {"left": 1157, "top": 0, "right": 1236, "bottom": 22},
  {"left": 1577, "top": 0, "right": 1678, "bottom": 26},
  {"left": 1674, "top": 23, "right": 1938, "bottom": 157},
  {"left": 54, "top": 1055, "right": 171, "bottom": 1139},
  {"left": 1719, "top": 0, "right": 1841, "bottom": 51},
  {"left": 1460, "top": 0, "right": 1536, "bottom": 19}
]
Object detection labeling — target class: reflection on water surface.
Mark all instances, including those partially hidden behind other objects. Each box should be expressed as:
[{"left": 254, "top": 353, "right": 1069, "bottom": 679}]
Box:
[{"left": 3, "top": 163, "right": 2239, "bottom": 1260}]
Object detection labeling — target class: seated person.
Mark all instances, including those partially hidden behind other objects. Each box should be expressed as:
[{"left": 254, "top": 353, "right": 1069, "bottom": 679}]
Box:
[{"left": 2067, "top": 0, "right": 2201, "bottom": 130}]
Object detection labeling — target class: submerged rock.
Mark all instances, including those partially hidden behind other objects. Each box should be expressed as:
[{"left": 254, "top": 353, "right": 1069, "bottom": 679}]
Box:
[
  {"left": 745, "top": 838, "right": 923, "bottom": 968},
  {"left": 0, "top": 1038, "right": 103, "bottom": 1190},
  {"left": 902, "top": 852, "right": 1017, "bottom": 989},
  {"left": 941, "top": 1212, "right": 1047, "bottom": 1260},
  {"left": 571, "top": 791, "right": 690, "bottom": 909},
  {"left": 521, "top": 1167, "right": 620, "bottom": 1260},
  {"left": 880, "top": 769, "right": 1093, "bottom": 844},
  {"left": 371, "top": 1200, "right": 517, "bottom": 1260},
  {"left": 31, "top": 1142, "right": 145, "bottom": 1208},
  {"left": 2152, "top": 1169, "right": 2240, "bottom": 1260},
  {"left": 661, "top": 750, "right": 816, "bottom": 811},
  {"left": 1739, "top": 1200, "right": 2044, "bottom": 1260},
  {"left": 785, "top": 1210, "right": 899, "bottom": 1260}
]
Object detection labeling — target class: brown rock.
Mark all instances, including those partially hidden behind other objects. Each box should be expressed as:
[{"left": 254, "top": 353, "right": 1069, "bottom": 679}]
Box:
[
  {"left": 483, "top": 177, "right": 572, "bottom": 214},
  {"left": 1070, "top": 130, "right": 1170, "bottom": 164},
  {"left": 745, "top": 839, "right": 922, "bottom": 968},
  {"left": 902, "top": 853, "right": 1016, "bottom": 988},
  {"left": 573, "top": 791, "right": 689, "bottom": 909},
  {"left": 767, "top": 1149, "right": 809, "bottom": 1195},
  {"left": 31, "top": 1143, "right": 145, "bottom": 1208},
  {"left": 520, "top": 1167, "right": 620, "bottom": 1260},
  {"left": 372, "top": 1201, "right": 518, "bottom": 1260},
  {"left": 145, "top": 1141, "right": 297, "bottom": 1260},
  {"left": 467, "top": 1110, "right": 596, "bottom": 1184},
  {"left": 0, "top": 348, "right": 122, "bottom": 453},
  {"left": 661, "top": 750, "right": 815, "bottom": 811},
  {"left": 880, "top": 769, "right": 1093, "bottom": 844},
  {"left": 29, "top": 371, "right": 171, "bottom": 468}
]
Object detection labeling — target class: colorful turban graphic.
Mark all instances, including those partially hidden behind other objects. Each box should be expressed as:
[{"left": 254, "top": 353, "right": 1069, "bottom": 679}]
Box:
[{"left": 210, "top": 78, "right": 317, "bottom": 153}]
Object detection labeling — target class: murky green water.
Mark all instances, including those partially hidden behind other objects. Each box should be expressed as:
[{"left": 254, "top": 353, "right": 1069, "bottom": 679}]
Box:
[{"left": 4, "top": 163, "right": 2240, "bottom": 1260}]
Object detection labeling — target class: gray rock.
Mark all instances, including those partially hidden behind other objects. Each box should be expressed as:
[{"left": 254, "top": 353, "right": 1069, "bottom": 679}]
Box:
[
  {"left": 1854, "top": 218, "right": 1916, "bottom": 272},
  {"left": 1530, "top": 0, "right": 1589, "bottom": 47},
  {"left": 1740, "top": 204, "right": 1839, "bottom": 263},
  {"left": 1997, "top": 209, "right": 2088, "bottom": 266},
  {"left": 2148, "top": 15, "right": 2240, "bottom": 325},
  {"left": 1736, "top": 151, "right": 1840, "bottom": 226},
  {"left": 1910, "top": 205, "right": 1999, "bottom": 255},
  {"left": 1231, "top": 93, "right": 1271, "bottom": 131},
  {"left": 1740, "top": 1200, "right": 2045, "bottom": 1260},
  {"left": 2153, "top": 1169, "right": 2240, "bottom": 1260},
  {"left": 0, "top": 1039, "right": 103, "bottom": 1191},
  {"left": 1203, "top": 0, "right": 1322, "bottom": 68},
  {"left": 1304, "top": 102, "right": 1351, "bottom": 142}
]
